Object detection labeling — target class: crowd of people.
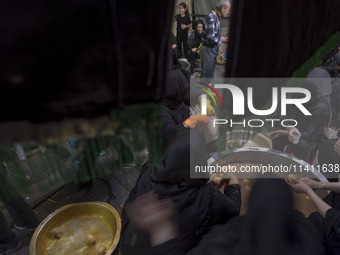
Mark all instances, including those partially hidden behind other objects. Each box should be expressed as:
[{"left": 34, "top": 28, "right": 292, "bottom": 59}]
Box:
[
  {"left": 121, "top": 97, "right": 340, "bottom": 255},
  {"left": 171, "top": 0, "right": 230, "bottom": 77},
  {"left": 1, "top": 1, "right": 340, "bottom": 254},
  {"left": 121, "top": 109, "right": 340, "bottom": 255},
  {"left": 119, "top": 1, "right": 340, "bottom": 254},
  {"left": 269, "top": 45, "right": 340, "bottom": 166}
]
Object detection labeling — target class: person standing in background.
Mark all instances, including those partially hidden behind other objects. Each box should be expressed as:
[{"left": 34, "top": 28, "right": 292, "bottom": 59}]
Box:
[
  {"left": 174, "top": 2, "right": 192, "bottom": 58},
  {"left": 202, "top": 0, "right": 230, "bottom": 78},
  {"left": 186, "top": 20, "right": 203, "bottom": 75}
]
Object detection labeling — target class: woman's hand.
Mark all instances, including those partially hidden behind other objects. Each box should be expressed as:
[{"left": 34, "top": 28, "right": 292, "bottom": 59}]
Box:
[
  {"left": 299, "top": 177, "right": 322, "bottom": 189},
  {"left": 286, "top": 176, "right": 311, "bottom": 194},
  {"left": 287, "top": 127, "right": 301, "bottom": 143}
]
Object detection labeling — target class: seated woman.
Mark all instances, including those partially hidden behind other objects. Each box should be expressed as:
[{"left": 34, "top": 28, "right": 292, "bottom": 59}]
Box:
[
  {"left": 161, "top": 67, "right": 190, "bottom": 149},
  {"left": 289, "top": 176, "right": 340, "bottom": 255},
  {"left": 186, "top": 20, "right": 203, "bottom": 75},
  {"left": 161, "top": 67, "right": 208, "bottom": 149},
  {"left": 127, "top": 176, "right": 325, "bottom": 255},
  {"left": 269, "top": 79, "right": 329, "bottom": 163},
  {"left": 120, "top": 127, "right": 241, "bottom": 255}
]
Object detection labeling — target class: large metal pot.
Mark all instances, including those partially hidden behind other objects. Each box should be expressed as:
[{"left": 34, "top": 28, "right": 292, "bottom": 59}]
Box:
[
  {"left": 30, "top": 202, "right": 121, "bottom": 255},
  {"left": 207, "top": 147, "right": 329, "bottom": 216},
  {"left": 208, "top": 147, "right": 327, "bottom": 181}
]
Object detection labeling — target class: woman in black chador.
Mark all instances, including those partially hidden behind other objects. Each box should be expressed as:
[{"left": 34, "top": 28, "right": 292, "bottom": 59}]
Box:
[{"left": 120, "top": 127, "right": 241, "bottom": 255}]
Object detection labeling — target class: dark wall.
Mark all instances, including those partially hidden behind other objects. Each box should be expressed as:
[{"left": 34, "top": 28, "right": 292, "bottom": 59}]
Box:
[
  {"left": 226, "top": 0, "right": 340, "bottom": 78},
  {"left": 0, "top": 0, "right": 174, "bottom": 123},
  {"left": 223, "top": 0, "right": 340, "bottom": 116}
]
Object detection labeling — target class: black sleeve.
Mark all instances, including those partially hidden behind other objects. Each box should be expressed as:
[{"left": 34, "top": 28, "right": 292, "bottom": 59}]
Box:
[
  {"left": 174, "top": 14, "right": 179, "bottom": 21},
  {"left": 152, "top": 238, "right": 186, "bottom": 255},
  {"left": 224, "top": 184, "right": 242, "bottom": 209},
  {"left": 323, "top": 208, "right": 340, "bottom": 255},
  {"left": 209, "top": 184, "right": 241, "bottom": 224},
  {"left": 300, "top": 106, "right": 328, "bottom": 141},
  {"left": 324, "top": 208, "right": 340, "bottom": 237},
  {"left": 170, "top": 32, "right": 177, "bottom": 46},
  {"left": 162, "top": 108, "right": 188, "bottom": 148},
  {"left": 187, "top": 15, "right": 192, "bottom": 25}
]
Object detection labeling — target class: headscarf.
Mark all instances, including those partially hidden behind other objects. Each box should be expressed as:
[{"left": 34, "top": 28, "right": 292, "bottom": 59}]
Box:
[
  {"left": 151, "top": 127, "right": 211, "bottom": 236},
  {"left": 164, "top": 68, "right": 190, "bottom": 106},
  {"left": 194, "top": 20, "right": 203, "bottom": 44}
]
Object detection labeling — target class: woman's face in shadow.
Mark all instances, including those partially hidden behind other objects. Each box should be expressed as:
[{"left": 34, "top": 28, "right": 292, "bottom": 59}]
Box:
[{"left": 197, "top": 24, "right": 203, "bottom": 34}]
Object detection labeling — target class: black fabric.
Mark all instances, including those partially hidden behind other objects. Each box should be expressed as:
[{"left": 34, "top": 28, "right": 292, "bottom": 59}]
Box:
[
  {"left": 0, "top": 210, "right": 18, "bottom": 250},
  {"left": 0, "top": 0, "right": 174, "bottom": 123},
  {"left": 152, "top": 178, "right": 324, "bottom": 255},
  {"left": 168, "top": 32, "right": 182, "bottom": 71},
  {"left": 324, "top": 208, "right": 340, "bottom": 254},
  {"left": 186, "top": 31, "right": 202, "bottom": 73},
  {"left": 320, "top": 52, "right": 340, "bottom": 78},
  {"left": 227, "top": 0, "right": 340, "bottom": 78},
  {"left": 318, "top": 139, "right": 340, "bottom": 180},
  {"left": 273, "top": 79, "right": 329, "bottom": 162},
  {"left": 186, "top": 51, "right": 197, "bottom": 74},
  {"left": 272, "top": 135, "right": 318, "bottom": 162},
  {"left": 174, "top": 14, "right": 191, "bottom": 57},
  {"left": 162, "top": 102, "right": 190, "bottom": 149},
  {"left": 152, "top": 238, "right": 184, "bottom": 255},
  {"left": 162, "top": 68, "right": 190, "bottom": 148},
  {"left": 320, "top": 45, "right": 340, "bottom": 66},
  {"left": 288, "top": 80, "right": 329, "bottom": 144},
  {"left": 309, "top": 208, "right": 340, "bottom": 255},
  {"left": 187, "top": 31, "right": 202, "bottom": 51},
  {"left": 177, "top": 31, "right": 189, "bottom": 58},
  {"left": 174, "top": 14, "right": 192, "bottom": 34},
  {"left": 164, "top": 69, "right": 190, "bottom": 106},
  {"left": 120, "top": 127, "right": 241, "bottom": 255}
]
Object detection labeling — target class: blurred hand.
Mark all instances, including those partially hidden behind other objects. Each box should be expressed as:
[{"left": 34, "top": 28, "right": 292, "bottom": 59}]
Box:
[
  {"left": 126, "top": 192, "right": 176, "bottom": 233},
  {"left": 172, "top": 44, "right": 177, "bottom": 49},
  {"left": 192, "top": 48, "right": 198, "bottom": 53},
  {"left": 181, "top": 24, "right": 187, "bottom": 29},
  {"left": 267, "top": 130, "right": 288, "bottom": 140},
  {"left": 335, "top": 138, "right": 340, "bottom": 156},
  {"left": 300, "top": 177, "right": 321, "bottom": 189},
  {"left": 126, "top": 192, "right": 179, "bottom": 246},
  {"left": 288, "top": 128, "right": 301, "bottom": 143},
  {"left": 221, "top": 36, "right": 228, "bottom": 43},
  {"left": 209, "top": 172, "right": 239, "bottom": 188}
]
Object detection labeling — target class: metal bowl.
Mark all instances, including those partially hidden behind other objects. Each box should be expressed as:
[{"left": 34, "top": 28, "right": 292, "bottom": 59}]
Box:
[
  {"left": 29, "top": 202, "right": 121, "bottom": 255},
  {"left": 207, "top": 147, "right": 329, "bottom": 217}
]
